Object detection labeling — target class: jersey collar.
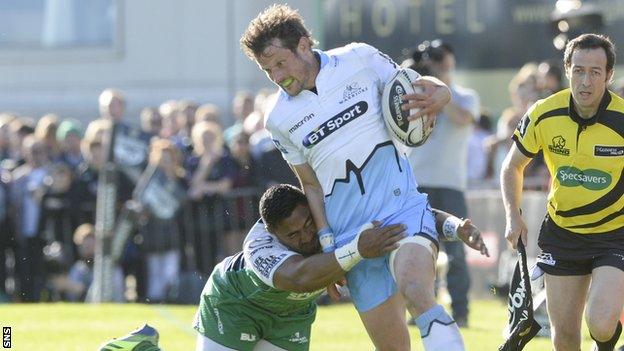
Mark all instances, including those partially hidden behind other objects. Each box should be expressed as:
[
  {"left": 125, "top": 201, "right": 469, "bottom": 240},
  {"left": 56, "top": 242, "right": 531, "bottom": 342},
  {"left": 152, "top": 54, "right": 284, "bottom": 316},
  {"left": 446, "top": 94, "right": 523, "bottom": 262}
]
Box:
[
  {"left": 313, "top": 49, "right": 329, "bottom": 69},
  {"left": 285, "top": 49, "right": 332, "bottom": 100},
  {"left": 568, "top": 89, "right": 611, "bottom": 126}
]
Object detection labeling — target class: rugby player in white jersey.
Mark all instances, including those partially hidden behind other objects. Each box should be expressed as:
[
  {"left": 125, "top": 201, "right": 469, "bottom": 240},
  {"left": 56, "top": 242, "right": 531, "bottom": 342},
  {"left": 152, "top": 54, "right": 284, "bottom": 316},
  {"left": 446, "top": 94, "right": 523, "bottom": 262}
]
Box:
[
  {"left": 194, "top": 184, "right": 487, "bottom": 351},
  {"left": 240, "top": 5, "right": 475, "bottom": 351}
]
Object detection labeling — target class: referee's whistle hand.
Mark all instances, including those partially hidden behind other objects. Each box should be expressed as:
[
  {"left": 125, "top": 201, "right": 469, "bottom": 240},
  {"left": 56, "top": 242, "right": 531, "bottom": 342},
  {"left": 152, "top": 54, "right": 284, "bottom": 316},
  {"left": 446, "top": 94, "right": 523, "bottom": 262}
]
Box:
[{"left": 505, "top": 214, "right": 528, "bottom": 250}]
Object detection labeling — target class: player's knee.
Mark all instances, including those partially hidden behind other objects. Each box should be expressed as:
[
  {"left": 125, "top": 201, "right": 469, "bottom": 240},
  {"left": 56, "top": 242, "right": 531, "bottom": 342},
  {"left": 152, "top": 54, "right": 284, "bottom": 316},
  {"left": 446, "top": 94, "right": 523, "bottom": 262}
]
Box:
[
  {"left": 586, "top": 312, "right": 619, "bottom": 341},
  {"left": 401, "top": 281, "right": 435, "bottom": 315}
]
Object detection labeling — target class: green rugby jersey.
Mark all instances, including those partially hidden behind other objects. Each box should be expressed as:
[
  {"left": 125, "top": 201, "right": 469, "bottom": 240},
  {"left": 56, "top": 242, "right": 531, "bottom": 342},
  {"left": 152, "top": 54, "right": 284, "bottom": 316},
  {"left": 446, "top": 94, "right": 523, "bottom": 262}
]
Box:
[{"left": 197, "top": 221, "right": 323, "bottom": 320}]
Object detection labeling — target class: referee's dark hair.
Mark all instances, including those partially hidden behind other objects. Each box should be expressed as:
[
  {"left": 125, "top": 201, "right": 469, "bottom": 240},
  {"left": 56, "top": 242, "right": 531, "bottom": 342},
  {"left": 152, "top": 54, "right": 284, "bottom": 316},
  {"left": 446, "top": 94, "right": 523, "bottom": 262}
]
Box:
[
  {"left": 260, "top": 184, "right": 308, "bottom": 231},
  {"left": 564, "top": 33, "right": 616, "bottom": 73}
]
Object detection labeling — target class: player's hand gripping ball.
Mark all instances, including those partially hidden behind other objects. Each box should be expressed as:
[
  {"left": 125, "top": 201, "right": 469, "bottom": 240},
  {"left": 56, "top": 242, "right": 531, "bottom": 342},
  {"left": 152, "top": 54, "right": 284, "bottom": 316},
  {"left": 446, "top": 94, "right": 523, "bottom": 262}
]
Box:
[{"left": 382, "top": 68, "right": 435, "bottom": 147}]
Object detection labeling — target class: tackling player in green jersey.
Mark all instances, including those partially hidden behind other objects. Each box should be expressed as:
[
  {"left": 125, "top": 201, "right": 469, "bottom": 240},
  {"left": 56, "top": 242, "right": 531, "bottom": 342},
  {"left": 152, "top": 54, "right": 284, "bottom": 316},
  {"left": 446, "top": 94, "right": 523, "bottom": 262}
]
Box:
[{"left": 194, "top": 184, "right": 488, "bottom": 350}]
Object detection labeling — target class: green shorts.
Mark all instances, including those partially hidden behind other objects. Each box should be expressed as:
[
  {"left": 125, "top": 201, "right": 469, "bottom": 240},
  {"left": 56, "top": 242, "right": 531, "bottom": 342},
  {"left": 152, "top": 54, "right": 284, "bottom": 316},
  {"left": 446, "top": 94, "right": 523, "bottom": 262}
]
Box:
[{"left": 194, "top": 295, "right": 316, "bottom": 351}]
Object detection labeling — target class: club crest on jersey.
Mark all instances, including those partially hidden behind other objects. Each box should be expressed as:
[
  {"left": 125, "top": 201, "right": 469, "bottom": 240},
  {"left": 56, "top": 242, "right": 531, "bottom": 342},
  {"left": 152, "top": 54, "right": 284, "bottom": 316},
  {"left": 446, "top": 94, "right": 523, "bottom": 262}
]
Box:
[
  {"left": 302, "top": 101, "right": 368, "bottom": 148},
  {"left": 548, "top": 135, "right": 570, "bottom": 156},
  {"left": 339, "top": 82, "right": 368, "bottom": 104}
]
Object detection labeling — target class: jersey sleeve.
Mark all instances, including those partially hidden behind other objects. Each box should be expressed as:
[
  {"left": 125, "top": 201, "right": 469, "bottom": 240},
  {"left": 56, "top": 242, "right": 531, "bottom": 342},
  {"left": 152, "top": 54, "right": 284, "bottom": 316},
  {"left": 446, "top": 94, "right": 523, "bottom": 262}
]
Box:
[
  {"left": 264, "top": 105, "right": 307, "bottom": 165},
  {"left": 351, "top": 43, "right": 412, "bottom": 88},
  {"left": 243, "top": 231, "right": 299, "bottom": 288},
  {"left": 269, "top": 127, "right": 306, "bottom": 165},
  {"left": 511, "top": 104, "right": 541, "bottom": 157}
]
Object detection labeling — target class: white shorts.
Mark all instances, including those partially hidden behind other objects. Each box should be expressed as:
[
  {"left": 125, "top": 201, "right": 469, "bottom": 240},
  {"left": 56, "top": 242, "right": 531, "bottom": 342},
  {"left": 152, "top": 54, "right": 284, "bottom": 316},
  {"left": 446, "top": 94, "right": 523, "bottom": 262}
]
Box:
[
  {"left": 345, "top": 202, "right": 439, "bottom": 312},
  {"left": 389, "top": 234, "right": 438, "bottom": 281}
]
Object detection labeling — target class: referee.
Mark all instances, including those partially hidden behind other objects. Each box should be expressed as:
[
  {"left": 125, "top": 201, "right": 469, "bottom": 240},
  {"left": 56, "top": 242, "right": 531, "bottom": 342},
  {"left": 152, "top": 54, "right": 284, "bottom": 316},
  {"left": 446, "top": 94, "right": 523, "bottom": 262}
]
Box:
[{"left": 501, "top": 33, "right": 624, "bottom": 351}]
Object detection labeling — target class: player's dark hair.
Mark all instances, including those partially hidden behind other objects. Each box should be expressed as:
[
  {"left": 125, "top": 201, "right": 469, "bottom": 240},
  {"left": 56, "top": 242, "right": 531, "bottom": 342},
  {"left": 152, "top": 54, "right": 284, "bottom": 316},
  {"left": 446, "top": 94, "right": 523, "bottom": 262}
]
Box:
[
  {"left": 564, "top": 33, "right": 616, "bottom": 72},
  {"left": 240, "top": 4, "right": 317, "bottom": 58},
  {"left": 260, "top": 184, "right": 308, "bottom": 231}
]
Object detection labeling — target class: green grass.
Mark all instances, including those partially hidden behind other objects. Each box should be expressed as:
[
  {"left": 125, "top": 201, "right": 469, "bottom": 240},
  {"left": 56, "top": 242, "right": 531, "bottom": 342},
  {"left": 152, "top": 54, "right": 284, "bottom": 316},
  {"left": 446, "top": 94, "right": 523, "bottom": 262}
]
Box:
[{"left": 0, "top": 300, "right": 595, "bottom": 350}]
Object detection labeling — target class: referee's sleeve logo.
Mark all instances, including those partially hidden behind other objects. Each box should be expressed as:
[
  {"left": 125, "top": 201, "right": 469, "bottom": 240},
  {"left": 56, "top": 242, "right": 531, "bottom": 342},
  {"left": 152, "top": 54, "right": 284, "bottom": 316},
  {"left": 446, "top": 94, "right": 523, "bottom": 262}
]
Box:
[
  {"left": 594, "top": 145, "right": 624, "bottom": 157},
  {"left": 516, "top": 114, "right": 530, "bottom": 138}
]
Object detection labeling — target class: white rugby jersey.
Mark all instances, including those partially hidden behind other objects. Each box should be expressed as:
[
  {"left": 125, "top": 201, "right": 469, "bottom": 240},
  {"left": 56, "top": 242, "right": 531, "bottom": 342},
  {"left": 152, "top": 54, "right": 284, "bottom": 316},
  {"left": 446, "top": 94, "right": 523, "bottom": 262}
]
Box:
[
  {"left": 242, "top": 220, "right": 299, "bottom": 288},
  {"left": 265, "top": 43, "right": 428, "bottom": 246}
]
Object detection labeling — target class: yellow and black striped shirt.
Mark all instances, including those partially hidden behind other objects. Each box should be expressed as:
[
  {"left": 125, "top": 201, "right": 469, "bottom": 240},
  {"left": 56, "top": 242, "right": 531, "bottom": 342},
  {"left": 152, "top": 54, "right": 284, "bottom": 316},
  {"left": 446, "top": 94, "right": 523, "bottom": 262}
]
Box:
[{"left": 512, "top": 89, "right": 624, "bottom": 235}]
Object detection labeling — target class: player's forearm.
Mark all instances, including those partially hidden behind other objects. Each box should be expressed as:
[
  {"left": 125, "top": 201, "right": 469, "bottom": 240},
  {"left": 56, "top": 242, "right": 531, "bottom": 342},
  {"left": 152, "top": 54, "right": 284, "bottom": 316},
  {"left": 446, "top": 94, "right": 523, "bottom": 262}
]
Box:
[
  {"left": 278, "top": 254, "right": 345, "bottom": 293},
  {"left": 300, "top": 183, "right": 329, "bottom": 229},
  {"left": 293, "top": 163, "right": 334, "bottom": 251},
  {"left": 301, "top": 182, "right": 336, "bottom": 251}
]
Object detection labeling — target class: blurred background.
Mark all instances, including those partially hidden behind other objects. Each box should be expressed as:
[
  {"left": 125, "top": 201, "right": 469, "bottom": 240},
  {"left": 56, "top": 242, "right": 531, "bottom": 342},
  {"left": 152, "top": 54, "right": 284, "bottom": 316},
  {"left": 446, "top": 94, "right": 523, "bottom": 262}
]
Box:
[
  {"left": 0, "top": 0, "right": 622, "bottom": 311},
  {"left": 1, "top": 0, "right": 623, "bottom": 122}
]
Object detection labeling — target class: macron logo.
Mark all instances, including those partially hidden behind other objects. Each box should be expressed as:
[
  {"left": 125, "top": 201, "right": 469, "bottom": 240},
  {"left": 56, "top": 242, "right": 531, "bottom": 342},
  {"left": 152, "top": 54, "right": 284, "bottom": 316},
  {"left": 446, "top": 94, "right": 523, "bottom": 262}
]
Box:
[{"left": 289, "top": 113, "right": 315, "bottom": 134}]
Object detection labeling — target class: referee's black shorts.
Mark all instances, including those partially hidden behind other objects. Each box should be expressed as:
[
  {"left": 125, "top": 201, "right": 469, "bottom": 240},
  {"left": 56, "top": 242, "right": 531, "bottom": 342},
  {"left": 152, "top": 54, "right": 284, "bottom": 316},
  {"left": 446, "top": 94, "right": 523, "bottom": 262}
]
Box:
[{"left": 536, "top": 215, "right": 624, "bottom": 276}]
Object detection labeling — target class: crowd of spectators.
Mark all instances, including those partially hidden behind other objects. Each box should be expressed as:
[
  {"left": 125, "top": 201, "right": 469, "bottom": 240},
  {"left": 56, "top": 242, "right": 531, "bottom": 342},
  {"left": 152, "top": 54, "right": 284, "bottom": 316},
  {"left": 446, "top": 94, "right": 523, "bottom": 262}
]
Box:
[{"left": 0, "top": 88, "right": 299, "bottom": 303}]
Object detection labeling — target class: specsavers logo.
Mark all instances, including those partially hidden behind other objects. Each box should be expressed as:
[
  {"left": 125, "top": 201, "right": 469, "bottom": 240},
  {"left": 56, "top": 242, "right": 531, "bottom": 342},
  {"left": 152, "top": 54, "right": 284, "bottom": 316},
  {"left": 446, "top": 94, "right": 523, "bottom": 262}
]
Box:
[{"left": 556, "top": 166, "right": 611, "bottom": 190}]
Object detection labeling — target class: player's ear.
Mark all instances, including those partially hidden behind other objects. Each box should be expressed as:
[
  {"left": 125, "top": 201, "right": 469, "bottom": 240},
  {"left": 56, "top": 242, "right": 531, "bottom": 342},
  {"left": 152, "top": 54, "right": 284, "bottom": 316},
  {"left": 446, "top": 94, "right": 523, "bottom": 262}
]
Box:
[
  {"left": 297, "top": 37, "right": 311, "bottom": 53},
  {"left": 607, "top": 69, "right": 614, "bottom": 84}
]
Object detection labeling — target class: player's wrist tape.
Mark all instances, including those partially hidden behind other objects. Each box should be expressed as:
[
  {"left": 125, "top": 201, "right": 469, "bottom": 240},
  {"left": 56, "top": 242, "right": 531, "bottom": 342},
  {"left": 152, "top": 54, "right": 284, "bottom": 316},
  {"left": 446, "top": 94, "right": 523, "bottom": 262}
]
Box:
[
  {"left": 442, "top": 216, "right": 462, "bottom": 241},
  {"left": 334, "top": 222, "right": 372, "bottom": 271},
  {"left": 334, "top": 236, "right": 362, "bottom": 271},
  {"left": 318, "top": 227, "right": 335, "bottom": 253}
]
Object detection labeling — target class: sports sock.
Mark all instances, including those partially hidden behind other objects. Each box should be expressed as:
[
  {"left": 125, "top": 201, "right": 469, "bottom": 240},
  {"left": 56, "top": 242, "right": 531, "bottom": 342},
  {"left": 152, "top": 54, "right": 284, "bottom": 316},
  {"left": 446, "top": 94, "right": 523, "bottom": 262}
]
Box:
[
  {"left": 414, "top": 304, "right": 465, "bottom": 351},
  {"left": 592, "top": 321, "right": 622, "bottom": 351}
]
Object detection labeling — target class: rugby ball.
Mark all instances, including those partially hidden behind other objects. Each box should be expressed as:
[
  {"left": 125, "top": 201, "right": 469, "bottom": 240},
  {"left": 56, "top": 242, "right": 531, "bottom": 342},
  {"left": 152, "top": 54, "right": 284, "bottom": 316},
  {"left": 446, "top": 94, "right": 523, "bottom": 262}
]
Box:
[{"left": 381, "top": 68, "right": 434, "bottom": 147}]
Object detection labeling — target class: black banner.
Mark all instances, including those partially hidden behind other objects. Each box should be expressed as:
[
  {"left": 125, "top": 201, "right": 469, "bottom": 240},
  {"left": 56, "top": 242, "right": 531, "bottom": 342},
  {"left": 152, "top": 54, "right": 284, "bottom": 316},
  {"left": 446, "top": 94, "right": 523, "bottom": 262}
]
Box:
[
  {"left": 323, "top": 0, "right": 624, "bottom": 69},
  {"left": 499, "top": 240, "right": 541, "bottom": 351}
]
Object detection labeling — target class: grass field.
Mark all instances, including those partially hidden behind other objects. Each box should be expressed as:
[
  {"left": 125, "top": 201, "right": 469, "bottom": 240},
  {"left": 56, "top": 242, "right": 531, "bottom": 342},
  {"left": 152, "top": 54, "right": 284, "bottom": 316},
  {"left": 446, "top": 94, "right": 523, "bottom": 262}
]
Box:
[{"left": 1, "top": 300, "right": 596, "bottom": 350}]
